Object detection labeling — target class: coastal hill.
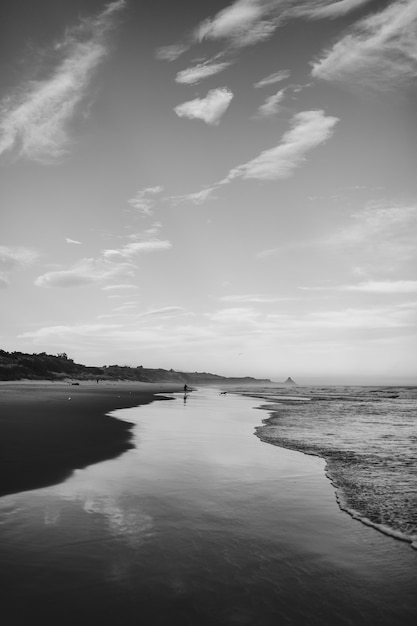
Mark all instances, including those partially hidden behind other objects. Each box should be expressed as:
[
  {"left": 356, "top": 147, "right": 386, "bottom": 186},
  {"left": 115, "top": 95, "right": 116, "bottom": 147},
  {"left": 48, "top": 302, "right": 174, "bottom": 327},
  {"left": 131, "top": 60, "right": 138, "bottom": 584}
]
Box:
[{"left": 0, "top": 349, "right": 271, "bottom": 385}]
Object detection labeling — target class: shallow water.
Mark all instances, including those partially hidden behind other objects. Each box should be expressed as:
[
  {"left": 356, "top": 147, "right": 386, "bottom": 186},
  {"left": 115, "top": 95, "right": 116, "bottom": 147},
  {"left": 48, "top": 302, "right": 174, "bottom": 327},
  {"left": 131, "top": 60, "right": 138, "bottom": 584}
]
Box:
[
  {"left": 245, "top": 385, "right": 417, "bottom": 544},
  {"left": 1, "top": 388, "right": 416, "bottom": 625}
]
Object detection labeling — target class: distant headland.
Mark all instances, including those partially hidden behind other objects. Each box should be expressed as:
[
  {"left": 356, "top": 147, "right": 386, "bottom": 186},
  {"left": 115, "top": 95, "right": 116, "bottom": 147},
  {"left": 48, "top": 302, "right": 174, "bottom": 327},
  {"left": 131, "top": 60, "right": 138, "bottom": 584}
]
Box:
[{"left": 0, "top": 349, "right": 272, "bottom": 386}]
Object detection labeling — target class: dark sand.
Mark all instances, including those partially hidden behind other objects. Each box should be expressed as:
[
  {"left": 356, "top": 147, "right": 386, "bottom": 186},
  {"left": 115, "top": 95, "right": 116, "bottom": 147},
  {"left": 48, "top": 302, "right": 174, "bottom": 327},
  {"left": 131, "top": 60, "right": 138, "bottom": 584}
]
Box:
[{"left": 0, "top": 381, "right": 183, "bottom": 497}]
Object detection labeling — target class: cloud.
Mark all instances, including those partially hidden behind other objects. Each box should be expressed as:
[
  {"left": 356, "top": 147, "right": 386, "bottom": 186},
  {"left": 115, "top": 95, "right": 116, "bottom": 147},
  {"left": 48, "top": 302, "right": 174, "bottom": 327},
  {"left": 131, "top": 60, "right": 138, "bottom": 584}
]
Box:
[
  {"left": 156, "top": 0, "right": 283, "bottom": 65},
  {"left": 299, "top": 0, "right": 374, "bottom": 20},
  {"left": 327, "top": 204, "right": 417, "bottom": 272},
  {"left": 209, "top": 307, "right": 262, "bottom": 324},
  {"left": 256, "top": 247, "right": 280, "bottom": 259},
  {"left": 343, "top": 281, "right": 417, "bottom": 294},
  {"left": 112, "top": 302, "right": 137, "bottom": 312},
  {"left": 257, "top": 88, "right": 286, "bottom": 117},
  {"left": 222, "top": 109, "right": 338, "bottom": 181},
  {"left": 19, "top": 323, "right": 121, "bottom": 341},
  {"left": 35, "top": 234, "right": 172, "bottom": 288},
  {"left": 155, "top": 43, "right": 190, "bottom": 61},
  {"left": 220, "top": 294, "right": 294, "bottom": 303},
  {"left": 0, "top": 0, "right": 125, "bottom": 162},
  {"left": 102, "top": 239, "right": 172, "bottom": 260},
  {"left": 311, "top": 0, "right": 417, "bottom": 90},
  {"left": 195, "top": 0, "right": 277, "bottom": 47},
  {"left": 332, "top": 206, "right": 417, "bottom": 245},
  {"left": 175, "top": 61, "right": 232, "bottom": 85},
  {"left": 0, "top": 245, "right": 39, "bottom": 271},
  {"left": 127, "top": 186, "right": 163, "bottom": 216},
  {"left": 102, "top": 284, "right": 138, "bottom": 292},
  {"left": 138, "top": 306, "right": 184, "bottom": 319},
  {"left": 170, "top": 187, "right": 217, "bottom": 206},
  {"left": 35, "top": 257, "right": 134, "bottom": 288},
  {"left": 65, "top": 238, "right": 81, "bottom": 245},
  {"left": 0, "top": 245, "right": 39, "bottom": 285},
  {"left": 157, "top": 0, "right": 384, "bottom": 69},
  {"left": 170, "top": 109, "right": 338, "bottom": 203},
  {"left": 174, "top": 88, "right": 234, "bottom": 125},
  {"left": 253, "top": 69, "right": 291, "bottom": 88}
]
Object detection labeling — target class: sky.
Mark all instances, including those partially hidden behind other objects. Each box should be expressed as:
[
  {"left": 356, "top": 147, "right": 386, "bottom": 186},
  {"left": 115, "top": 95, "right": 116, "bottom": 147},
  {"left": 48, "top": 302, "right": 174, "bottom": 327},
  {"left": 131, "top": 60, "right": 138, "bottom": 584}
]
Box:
[{"left": 1, "top": 0, "right": 417, "bottom": 384}]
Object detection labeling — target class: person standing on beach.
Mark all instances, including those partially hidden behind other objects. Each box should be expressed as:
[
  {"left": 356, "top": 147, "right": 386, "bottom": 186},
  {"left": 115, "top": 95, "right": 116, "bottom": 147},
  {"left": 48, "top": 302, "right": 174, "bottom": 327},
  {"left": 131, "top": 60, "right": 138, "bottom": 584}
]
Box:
[{"left": 184, "top": 384, "right": 188, "bottom": 394}]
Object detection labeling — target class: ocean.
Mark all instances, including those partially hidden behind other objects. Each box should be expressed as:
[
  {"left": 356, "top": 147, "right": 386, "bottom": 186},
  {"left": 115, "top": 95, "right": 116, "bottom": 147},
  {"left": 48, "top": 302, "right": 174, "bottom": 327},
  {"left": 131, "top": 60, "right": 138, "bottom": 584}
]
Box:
[{"left": 236, "top": 385, "right": 417, "bottom": 548}]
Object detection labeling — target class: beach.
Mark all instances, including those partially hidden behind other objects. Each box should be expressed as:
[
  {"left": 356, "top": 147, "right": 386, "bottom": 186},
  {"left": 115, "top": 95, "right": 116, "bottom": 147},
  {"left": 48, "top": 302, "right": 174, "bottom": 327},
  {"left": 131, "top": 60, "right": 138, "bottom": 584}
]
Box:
[
  {"left": 0, "top": 384, "right": 416, "bottom": 625},
  {"left": 0, "top": 380, "right": 183, "bottom": 497}
]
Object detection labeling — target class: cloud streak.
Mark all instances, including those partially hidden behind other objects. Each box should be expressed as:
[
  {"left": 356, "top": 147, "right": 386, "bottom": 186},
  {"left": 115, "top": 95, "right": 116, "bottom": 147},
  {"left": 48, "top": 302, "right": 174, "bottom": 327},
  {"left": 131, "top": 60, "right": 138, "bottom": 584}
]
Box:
[
  {"left": 299, "top": 0, "right": 374, "bottom": 20},
  {"left": 175, "top": 61, "right": 232, "bottom": 85},
  {"left": 170, "top": 109, "right": 339, "bottom": 204},
  {"left": 0, "top": 0, "right": 125, "bottom": 162},
  {"left": 102, "top": 239, "right": 172, "bottom": 260},
  {"left": 253, "top": 69, "right": 291, "bottom": 88},
  {"left": 222, "top": 109, "right": 338, "bottom": 181},
  {"left": 35, "top": 257, "right": 134, "bottom": 288},
  {"left": 343, "top": 281, "right": 417, "bottom": 294}
]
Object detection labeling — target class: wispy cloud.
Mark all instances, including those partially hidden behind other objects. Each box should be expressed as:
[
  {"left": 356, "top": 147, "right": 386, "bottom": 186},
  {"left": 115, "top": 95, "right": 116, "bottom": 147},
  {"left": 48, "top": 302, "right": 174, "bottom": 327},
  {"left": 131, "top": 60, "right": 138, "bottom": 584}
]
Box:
[
  {"left": 65, "top": 238, "right": 81, "bottom": 245},
  {"left": 170, "top": 187, "right": 218, "bottom": 206},
  {"left": 175, "top": 61, "right": 232, "bottom": 85},
  {"left": 311, "top": 0, "right": 417, "bottom": 90},
  {"left": 138, "top": 306, "right": 184, "bottom": 319},
  {"left": 208, "top": 307, "right": 262, "bottom": 324},
  {"left": 253, "top": 69, "right": 291, "bottom": 88},
  {"left": 222, "top": 109, "right": 338, "bottom": 182},
  {"left": 299, "top": 0, "right": 374, "bottom": 20},
  {"left": 169, "top": 109, "right": 339, "bottom": 204},
  {"left": 0, "top": 0, "right": 125, "bottom": 162},
  {"left": 35, "top": 235, "right": 171, "bottom": 288},
  {"left": 35, "top": 257, "right": 134, "bottom": 288},
  {"left": 102, "top": 239, "right": 172, "bottom": 260},
  {"left": 102, "top": 284, "right": 138, "bottom": 292},
  {"left": 256, "top": 88, "right": 286, "bottom": 117},
  {"left": 156, "top": 1, "right": 281, "bottom": 66},
  {"left": 194, "top": 0, "right": 284, "bottom": 48},
  {"left": 174, "top": 88, "right": 234, "bottom": 125},
  {"left": 343, "top": 281, "right": 417, "bottom": 294},
  {"left": 127, "top": 186, "right": 164, "bottom": 216},
  {"left": 155, "top": 43, "right": 190, "bottom": 62},
  {"left": 157, "top": 0, "right": 375, "bottom": 68},
  {"left": 0, "top": 245, "right": 39, "bottom": 286},
  {"left": 327, "top": 204, "right": 417, "bottom": 272},
  {"left": 220, "top": 294, "right": 295, "bottom": 303}
]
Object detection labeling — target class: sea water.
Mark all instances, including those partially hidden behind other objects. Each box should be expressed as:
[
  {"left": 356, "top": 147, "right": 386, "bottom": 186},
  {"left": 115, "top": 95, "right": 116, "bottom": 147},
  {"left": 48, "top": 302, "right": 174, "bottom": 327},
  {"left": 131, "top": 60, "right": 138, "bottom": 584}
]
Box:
[
  {"left": 239, "top": 385, "right": 417, "bottom": 547},
  {"left": 0, "top": 387, "right": 416, "bottom": 625}
]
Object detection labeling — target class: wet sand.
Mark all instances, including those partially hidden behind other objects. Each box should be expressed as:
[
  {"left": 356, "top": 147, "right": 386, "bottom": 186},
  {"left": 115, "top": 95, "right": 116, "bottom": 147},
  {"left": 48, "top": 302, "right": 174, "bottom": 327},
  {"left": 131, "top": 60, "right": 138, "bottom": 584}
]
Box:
[
  {"left": 1, "top": 387, "right": 416, "bottom": 626},
  {"left": 0, "top": 381, "right": 182, "bottom": 497}
]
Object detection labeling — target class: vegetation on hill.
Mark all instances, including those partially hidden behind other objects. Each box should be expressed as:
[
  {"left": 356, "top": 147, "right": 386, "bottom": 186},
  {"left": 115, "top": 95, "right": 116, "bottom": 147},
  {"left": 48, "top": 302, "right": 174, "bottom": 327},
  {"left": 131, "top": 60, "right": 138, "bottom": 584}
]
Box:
[{"left": 0, "top": 349, "right": 271, "bottom": 385}]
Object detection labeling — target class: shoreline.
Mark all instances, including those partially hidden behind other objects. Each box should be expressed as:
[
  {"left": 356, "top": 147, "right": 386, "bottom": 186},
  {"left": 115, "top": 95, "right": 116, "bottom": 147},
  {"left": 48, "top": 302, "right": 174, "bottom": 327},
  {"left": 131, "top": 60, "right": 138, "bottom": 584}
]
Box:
[
  {"left": 254, "top": 404, "right": 417, "bottom": 550},
  {"left": 0, "top": 380, "right": 183, "bottom": 497}
]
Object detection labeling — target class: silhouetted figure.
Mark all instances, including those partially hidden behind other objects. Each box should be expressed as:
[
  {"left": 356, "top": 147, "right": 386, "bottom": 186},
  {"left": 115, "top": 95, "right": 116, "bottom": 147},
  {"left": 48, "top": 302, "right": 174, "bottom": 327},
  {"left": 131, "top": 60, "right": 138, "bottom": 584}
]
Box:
[{"left": 184, "top": 384, "right": 188, "bottom": 394}]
